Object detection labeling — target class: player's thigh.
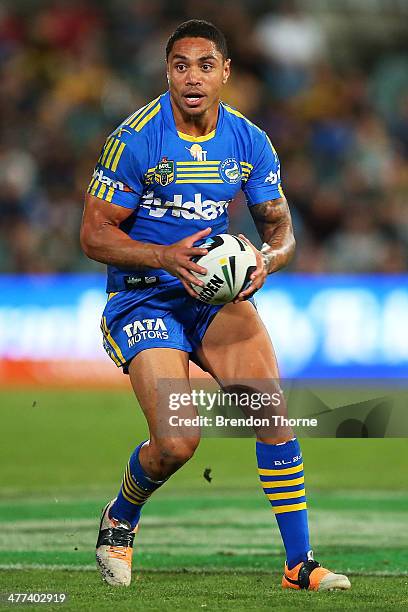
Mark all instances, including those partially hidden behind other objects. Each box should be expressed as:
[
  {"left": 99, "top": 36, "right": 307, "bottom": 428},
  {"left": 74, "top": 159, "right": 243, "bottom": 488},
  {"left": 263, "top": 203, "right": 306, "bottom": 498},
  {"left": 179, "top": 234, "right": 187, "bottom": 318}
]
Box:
[
  {"left": 128, "top": 348, "right": 199, "bottom": 443},
  {"left": 196, "top": 302, "right": 291, "bottom": 442},
  {"left": 197, "top": 301, "right": 280, "bottom": 380}
]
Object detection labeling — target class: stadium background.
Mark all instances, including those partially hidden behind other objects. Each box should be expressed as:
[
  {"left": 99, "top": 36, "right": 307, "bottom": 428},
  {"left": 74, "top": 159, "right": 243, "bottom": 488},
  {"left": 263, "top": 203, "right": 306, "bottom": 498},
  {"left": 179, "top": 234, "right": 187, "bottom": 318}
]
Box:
[{"left": 1, "top": 1, "right": 407, "bottom": 609}]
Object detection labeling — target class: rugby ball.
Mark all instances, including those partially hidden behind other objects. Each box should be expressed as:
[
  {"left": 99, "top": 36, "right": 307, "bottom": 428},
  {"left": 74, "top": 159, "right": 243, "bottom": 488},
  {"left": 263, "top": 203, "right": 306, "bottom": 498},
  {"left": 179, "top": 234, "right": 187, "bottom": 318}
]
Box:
[{"left": 191, "top": 234, "right": 257, "bottom": 305}]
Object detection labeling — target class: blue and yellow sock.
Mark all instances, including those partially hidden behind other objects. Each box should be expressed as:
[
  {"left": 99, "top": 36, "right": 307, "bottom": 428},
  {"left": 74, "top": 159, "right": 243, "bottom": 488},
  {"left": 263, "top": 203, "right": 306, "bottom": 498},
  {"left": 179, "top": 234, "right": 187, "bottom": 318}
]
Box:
[
  {"left": 110, "top": 440, "right": 165, "bottom": 529},
  {"left": 256, "top": 438, "right": 311, "bottom": 569}
]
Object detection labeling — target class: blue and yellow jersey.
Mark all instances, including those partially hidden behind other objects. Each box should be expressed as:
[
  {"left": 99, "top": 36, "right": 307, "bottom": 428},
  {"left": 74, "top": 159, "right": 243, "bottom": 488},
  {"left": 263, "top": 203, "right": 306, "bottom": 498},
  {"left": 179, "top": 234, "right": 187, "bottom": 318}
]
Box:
[{"left": 87, "top": 91, "right": 284, "bottom": 292}]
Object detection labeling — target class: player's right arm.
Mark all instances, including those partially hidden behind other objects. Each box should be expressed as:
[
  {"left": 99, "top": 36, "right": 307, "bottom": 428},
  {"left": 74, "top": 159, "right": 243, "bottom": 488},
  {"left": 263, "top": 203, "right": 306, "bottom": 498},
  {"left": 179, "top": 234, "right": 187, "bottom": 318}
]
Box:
[
  {"left": 81, "top": 192, "right": 210, "bottom": 300},
  {"left": 81, "top": 128, "right": 209, "bottom": 296},
  {"left": 80, "top": 194, "right": 209, "bottom": 294}
]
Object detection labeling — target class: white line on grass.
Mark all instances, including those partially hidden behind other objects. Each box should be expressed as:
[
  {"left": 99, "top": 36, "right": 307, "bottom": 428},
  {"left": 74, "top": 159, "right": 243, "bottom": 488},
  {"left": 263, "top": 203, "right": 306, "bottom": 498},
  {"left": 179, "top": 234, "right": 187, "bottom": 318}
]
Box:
[{"left": 0, "top": 565, "right": 407, "bottom": 577}]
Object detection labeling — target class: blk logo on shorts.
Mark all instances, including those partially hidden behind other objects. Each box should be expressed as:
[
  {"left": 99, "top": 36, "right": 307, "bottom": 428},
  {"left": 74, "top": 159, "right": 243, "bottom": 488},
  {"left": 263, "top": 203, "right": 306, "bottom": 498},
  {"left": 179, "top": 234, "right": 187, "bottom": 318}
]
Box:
[{"left": 123, "top": 318, "right": 169, "bottom": 347}]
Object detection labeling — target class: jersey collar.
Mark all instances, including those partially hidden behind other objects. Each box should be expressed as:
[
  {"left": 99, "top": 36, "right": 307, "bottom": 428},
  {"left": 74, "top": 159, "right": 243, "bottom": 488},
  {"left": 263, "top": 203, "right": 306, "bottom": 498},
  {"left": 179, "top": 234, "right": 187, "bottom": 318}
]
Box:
[{"left": 161, "top": 90, "right": 224, "bottom": 142}]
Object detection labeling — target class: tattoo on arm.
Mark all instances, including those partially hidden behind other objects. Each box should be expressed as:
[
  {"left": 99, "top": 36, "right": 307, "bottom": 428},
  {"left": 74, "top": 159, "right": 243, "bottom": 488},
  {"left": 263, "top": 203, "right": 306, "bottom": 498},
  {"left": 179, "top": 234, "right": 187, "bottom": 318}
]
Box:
[{"left": 250, "top": 197, "right": 296, "bottom": 273}]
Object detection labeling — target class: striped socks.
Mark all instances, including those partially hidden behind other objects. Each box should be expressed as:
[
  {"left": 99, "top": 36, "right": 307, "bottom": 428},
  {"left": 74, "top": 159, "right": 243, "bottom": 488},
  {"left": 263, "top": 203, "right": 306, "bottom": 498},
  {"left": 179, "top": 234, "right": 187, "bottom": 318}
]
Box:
[
  {"left": 110, "top": 440, "right": 165, "bottom": 529},
  {"left": 256, "top": 438, "right": 311, "bottom": 569}
]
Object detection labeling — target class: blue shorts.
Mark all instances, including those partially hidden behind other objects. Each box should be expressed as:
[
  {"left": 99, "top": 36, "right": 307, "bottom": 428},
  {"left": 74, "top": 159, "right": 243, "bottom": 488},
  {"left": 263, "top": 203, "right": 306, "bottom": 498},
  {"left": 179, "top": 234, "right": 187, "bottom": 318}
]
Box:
[{"left": 101, "top": 285, "right": 224, "bottom": 373}]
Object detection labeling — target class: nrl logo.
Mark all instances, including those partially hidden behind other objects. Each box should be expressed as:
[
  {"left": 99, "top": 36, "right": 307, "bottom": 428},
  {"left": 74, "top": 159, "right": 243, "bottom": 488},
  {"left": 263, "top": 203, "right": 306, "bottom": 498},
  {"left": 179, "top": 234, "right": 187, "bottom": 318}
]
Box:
[{"left": 155, "top": 156, "right": 174, "bottom": 186}]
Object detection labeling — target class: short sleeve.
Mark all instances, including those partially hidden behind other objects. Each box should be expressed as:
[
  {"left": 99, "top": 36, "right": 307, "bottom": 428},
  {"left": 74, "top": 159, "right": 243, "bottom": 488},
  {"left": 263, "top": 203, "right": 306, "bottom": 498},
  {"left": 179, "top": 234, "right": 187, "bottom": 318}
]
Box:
[
  {"left": 243, "top": 131, "right": 284, "bottom": 206},
  {"left": 87, "top": 132, "right": 146, "bottom": 209}
]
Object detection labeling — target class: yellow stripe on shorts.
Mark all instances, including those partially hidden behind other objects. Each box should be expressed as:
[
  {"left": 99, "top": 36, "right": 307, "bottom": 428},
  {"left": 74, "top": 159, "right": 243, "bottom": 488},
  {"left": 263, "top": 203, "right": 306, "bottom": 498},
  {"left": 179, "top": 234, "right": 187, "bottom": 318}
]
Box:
[{"left": 102, "top": 316, "right": 125, "bottom": 365}]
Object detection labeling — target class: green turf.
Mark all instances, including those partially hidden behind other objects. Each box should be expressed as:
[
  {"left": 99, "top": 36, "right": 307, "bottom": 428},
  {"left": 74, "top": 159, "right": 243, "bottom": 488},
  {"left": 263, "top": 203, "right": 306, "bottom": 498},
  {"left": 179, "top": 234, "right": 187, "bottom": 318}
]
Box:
[
  {"left": 1, "top": 572, "right": 407, "bottom": 611},
  {"left": 1, "top": 390, "right": 407, "bottom": 610},
  {"left": 1, "top": 389, "right": 408, "bottom": 494},
  {"left": 1, "top": 491, "right": 407, "bottom": 575}
]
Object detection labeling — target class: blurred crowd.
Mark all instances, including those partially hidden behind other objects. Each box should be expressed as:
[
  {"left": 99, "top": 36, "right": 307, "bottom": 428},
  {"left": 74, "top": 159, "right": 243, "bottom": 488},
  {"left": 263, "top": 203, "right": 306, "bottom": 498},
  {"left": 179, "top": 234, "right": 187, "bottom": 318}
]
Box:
[{"left": 0, "top": 0, "right": 407, "bottom": 274}]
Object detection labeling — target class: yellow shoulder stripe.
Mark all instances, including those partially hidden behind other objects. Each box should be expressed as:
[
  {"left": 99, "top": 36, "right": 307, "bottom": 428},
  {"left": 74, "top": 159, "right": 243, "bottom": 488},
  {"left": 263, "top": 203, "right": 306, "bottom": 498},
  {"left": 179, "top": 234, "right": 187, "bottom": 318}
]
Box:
[
  {"left": 105, "top": 139, "right": 121, "bottom": 168},
  {"left": 222, "top": 102, "right": 259, "bottom": 130},
  {"left": 126, "top": 96, "right": 161, "bottom": 128},
  {"left": 100, "top": 137, "right": 116, "bottom": 166},
  {"left": 222, "top": 103, "right": 246, "bottom": 119},
  {"left": 134, "top": 103, "right": 161, "bottom": 132},
  {"left": 111, "top": 142, "right": 126, "bottom": 172},
  {"left": 265, "top": 133, "right": 278, "bottom": 157},
  {"left": 123, "top": 106, "right": 147, "bottom": 128},
  {"left": 128, "top": 98, "right": 160, "bottom": 129}
]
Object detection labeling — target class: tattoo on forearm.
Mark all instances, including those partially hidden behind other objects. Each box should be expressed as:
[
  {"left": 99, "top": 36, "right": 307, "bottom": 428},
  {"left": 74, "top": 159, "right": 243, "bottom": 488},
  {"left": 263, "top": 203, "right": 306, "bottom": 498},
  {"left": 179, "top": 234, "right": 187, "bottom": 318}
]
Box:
[{"left": 250, "top": 198, "right": 296, "bottom": 273}]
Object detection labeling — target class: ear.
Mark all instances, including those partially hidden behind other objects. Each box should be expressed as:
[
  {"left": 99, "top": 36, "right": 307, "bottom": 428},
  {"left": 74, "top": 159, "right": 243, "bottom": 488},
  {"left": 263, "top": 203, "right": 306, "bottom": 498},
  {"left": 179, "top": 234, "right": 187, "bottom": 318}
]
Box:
[{"left": 222, "top": 58, "right": 231, "bottom": 84}]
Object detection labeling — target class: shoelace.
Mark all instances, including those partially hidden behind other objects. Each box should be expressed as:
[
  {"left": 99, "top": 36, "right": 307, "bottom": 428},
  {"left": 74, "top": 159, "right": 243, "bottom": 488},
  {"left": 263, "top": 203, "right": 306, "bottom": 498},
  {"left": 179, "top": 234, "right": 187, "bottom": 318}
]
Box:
[
  {"left": 97, "top": 526, "right": 135, "bottom": 548},
  {"left": 109, "top": 547, "right": 127, "bottom": 556}
]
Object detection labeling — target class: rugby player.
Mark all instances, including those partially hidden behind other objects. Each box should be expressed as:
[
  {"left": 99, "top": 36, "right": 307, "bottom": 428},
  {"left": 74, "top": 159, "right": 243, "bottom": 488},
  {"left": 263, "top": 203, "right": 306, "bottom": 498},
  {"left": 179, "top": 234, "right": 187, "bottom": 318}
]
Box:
[{"left": 80, "top": 20, "right": 350, "bottom": 592}]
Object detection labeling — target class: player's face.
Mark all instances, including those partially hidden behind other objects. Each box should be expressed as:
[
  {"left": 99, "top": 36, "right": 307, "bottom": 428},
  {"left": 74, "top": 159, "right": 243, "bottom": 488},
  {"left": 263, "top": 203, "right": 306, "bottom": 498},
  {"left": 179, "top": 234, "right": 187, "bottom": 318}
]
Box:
[{"left": 167, "top": 37, "right": 230, "bottom": 119}]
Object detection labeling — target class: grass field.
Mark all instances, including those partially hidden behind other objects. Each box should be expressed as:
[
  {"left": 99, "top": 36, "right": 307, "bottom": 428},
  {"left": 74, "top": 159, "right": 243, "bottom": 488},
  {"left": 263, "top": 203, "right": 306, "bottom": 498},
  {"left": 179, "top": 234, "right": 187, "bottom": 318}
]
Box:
[{"left": 1, "top": 389, "right": 408, "bottom": 610}]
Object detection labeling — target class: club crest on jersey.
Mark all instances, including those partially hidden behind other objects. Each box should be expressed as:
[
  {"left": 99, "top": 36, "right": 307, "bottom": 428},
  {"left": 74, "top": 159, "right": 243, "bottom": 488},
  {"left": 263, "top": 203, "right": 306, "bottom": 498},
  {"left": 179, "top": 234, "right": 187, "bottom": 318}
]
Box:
[
  {"left": 219, "top": 158, "right": 242, "bottom": 184},
  {"left": 155, "top": 157, "right": 174, "bottom": 186},
  {"left": 186, "top": 143, "right": 207, "bottom": 161}
]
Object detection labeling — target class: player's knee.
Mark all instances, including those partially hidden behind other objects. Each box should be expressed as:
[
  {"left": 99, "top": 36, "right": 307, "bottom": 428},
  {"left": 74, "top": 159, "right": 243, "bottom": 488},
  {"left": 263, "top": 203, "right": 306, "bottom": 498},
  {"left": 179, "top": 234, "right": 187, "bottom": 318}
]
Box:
[{"left": 158, "top": 437, "right": 200, "bottom": 469}]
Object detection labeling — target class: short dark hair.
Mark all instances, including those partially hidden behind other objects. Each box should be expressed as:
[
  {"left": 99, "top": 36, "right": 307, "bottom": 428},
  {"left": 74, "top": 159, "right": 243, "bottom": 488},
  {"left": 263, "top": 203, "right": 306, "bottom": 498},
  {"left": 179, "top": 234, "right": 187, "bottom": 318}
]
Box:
[{"left": 166, "top": 20, "right": 229, "bottom": 60}]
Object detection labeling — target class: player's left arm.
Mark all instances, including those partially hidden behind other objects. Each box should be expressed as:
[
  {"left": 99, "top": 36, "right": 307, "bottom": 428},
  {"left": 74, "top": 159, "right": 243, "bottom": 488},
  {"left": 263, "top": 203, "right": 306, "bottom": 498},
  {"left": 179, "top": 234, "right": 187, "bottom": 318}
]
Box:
[
  {"left": 234, "top": 196, "right": 295, "bottom": 302},
  {"left": 251, "top": 195, "right": 295, "bottom": 272},
  {"left": 237, "top": 129, "right": 296, "bottom": 302}
]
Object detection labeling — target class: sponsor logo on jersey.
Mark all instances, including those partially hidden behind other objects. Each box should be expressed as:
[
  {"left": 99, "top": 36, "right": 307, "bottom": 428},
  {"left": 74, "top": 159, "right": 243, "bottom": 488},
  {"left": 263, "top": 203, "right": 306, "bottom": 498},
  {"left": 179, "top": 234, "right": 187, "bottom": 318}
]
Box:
[
  {"left": 123, "top": 318, "right": 169, "bottom": 347},
  {"left": 219, "top": 158, "right": 242, "bottom": 184},
  {"left": 264, "top": 167, "right": 281, "bottom": 184},
  {"left": 140, "top": 192, "right": 230, "bottom": 220},
  {"left": 186, "top": 143, "right": 207, "bottom": 161},
  {"left": 93, "top": 168, "right": 133, "bottom": 191},
  {"left": 155, "top": 157, "right": 175, "bottom": 186}
]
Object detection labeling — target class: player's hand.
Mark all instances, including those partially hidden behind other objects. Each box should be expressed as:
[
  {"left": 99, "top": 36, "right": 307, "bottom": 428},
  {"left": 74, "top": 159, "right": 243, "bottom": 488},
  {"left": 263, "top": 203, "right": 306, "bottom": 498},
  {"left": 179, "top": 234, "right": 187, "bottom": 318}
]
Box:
[
  {"left": 233, "top": 234, "right": 268, "bottom": 303},
  {"left": 157, "top": 227, "right": 211, "bottom": 298}
]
